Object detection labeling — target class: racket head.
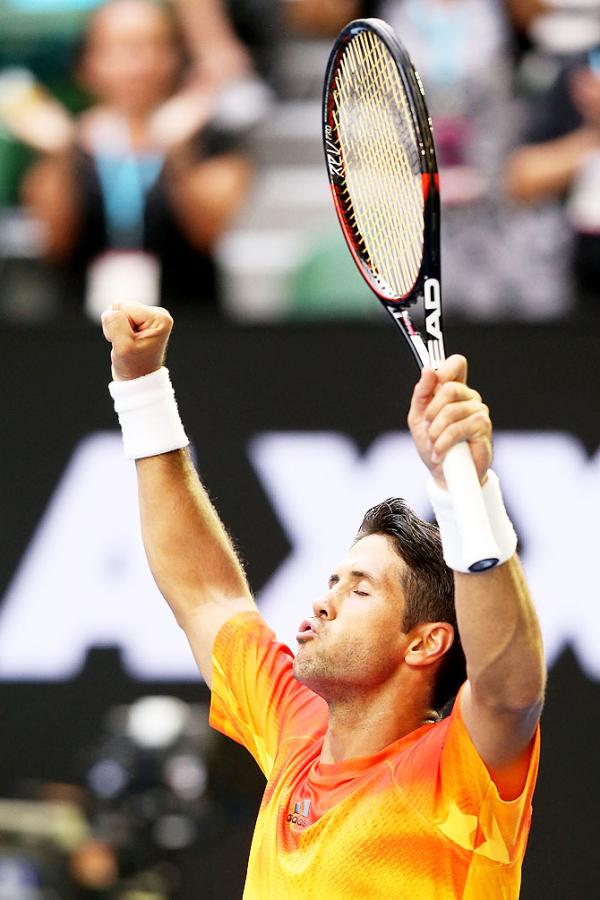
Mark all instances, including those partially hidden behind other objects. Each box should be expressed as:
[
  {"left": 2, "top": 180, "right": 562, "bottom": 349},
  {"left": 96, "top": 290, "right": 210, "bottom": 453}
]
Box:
[{"left": 323, "top": 18, "right": 443, "bottom": 367}]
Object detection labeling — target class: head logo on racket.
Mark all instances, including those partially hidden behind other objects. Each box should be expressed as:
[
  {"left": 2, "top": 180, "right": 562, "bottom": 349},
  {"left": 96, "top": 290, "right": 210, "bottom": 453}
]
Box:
[{"left": 424, "top": 277, "right": 444, "bottom": 364}]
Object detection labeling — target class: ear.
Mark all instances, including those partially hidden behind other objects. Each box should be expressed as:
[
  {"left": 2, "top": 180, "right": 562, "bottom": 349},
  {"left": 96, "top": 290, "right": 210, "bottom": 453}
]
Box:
[{"left": 404, "top": 622, "right": 454, "bottom": 670}]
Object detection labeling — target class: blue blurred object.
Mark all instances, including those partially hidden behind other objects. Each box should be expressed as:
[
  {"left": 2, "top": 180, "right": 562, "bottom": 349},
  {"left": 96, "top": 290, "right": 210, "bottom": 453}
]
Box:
[
  {"left": 0, "top": 854, "right": 41, "bottom": 900},
  {"left": 7, "top": 1, "right": 97, "bottom": 10}
]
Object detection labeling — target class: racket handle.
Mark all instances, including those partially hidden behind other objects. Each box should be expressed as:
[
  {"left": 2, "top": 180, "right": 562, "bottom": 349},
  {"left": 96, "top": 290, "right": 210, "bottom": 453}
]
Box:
[{"left": 441, "top": 442, "right": 500, "bottom": 572}]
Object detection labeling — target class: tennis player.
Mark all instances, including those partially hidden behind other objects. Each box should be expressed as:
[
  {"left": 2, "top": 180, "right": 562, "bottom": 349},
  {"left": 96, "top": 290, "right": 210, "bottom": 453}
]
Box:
[{"left": 102, "top": 301, "right": 545, "bottom": 899}]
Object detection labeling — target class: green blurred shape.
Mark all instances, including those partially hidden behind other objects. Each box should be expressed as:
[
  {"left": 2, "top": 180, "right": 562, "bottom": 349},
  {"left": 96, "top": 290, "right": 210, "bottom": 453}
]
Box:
[
  {"left": 0, "top": 127, "right": 35, "bottom": 206},
  {"left": 287, "top": 227, "right": 381, "bottom": 320}
]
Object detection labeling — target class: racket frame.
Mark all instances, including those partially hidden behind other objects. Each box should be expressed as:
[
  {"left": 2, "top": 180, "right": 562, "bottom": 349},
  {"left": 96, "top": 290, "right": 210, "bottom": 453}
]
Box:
[
  {"left": 323, "top": 18, "right": 500, "bottom": 572},
  {"left": 323, "top": 17, "right": 443, "bottom": 369}
]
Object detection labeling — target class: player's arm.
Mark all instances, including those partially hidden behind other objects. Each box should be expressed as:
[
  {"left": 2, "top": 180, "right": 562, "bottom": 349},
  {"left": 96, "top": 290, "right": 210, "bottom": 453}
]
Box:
[
  {"left": 102, "top": 302, "right": 257, "bottom": 687},
  {"left": 408, "top": 356, "right": 546, "bottom": 799}
]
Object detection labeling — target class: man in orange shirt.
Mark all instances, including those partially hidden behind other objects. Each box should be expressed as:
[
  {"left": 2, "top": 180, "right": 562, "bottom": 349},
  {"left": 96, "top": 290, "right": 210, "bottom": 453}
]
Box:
[{"left": 102, "top": 302, "right": 545, "bottom": 898}]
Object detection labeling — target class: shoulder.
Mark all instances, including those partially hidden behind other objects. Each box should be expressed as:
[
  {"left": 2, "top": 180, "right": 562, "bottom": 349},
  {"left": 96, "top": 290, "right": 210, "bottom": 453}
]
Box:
[
  {"left": 388, "top": 689, "right": 497, "bottom": 783},
  {"left": 213, "top": 608, "right": 289, "bottom": 657},
  {"left": 387, "top": 717, "right": 452, "bottom": 785}
]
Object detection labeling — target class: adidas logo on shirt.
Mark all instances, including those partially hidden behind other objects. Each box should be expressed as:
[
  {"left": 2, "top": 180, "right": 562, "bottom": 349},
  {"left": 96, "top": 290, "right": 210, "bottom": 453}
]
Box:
[{"left": 287, "top": 798, "right": 311, "bottom": 828}]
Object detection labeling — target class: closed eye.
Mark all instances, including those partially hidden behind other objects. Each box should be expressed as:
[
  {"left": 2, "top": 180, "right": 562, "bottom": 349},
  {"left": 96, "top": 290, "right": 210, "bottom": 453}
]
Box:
[{"left": 353, "top": 589, "right": 370, "bottom": 597}]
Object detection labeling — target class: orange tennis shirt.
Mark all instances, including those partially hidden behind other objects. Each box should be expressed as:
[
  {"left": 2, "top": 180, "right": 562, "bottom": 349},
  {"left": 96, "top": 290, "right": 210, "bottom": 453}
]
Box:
[{"left": 209, "top": 611, "right": 540, "bottom": 899}]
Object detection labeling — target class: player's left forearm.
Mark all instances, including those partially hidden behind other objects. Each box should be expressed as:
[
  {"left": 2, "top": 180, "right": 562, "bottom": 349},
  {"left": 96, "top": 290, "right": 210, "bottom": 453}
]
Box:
[{"left": 454, "top": 554, "right": 546, "bottom": 713}]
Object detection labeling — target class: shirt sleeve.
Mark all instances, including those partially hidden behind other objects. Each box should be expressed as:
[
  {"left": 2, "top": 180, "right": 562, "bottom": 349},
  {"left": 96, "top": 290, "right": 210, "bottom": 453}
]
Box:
[
  {"left": 209, "top": 611, "right": 328, "bottom": 778},
  {"left": 436, "top": 685, "right": 540, "bottom": 865}
]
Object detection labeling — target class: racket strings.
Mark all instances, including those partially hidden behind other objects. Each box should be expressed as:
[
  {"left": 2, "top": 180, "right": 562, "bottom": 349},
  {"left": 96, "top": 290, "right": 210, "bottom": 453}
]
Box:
[
  {"left": 338, "top": 32, "right": 423, "bottom": 278},
  {"left": 338, "top": 33, "right": 423, "bottom": 291},
  {"left": 333, "top": 29, "right": 424, "bottom": 297}
]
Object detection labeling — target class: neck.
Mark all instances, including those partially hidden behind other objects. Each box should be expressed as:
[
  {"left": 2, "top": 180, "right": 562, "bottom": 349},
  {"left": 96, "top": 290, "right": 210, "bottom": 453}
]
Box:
[
  {"left": 320, "top": 678, "right": 437, "bottom": 765},
  {"left": 122, "top": 111, "right": 154, "bottom": 149},
  {"left": 82, "top": 105, "right": 159, "bottom": 154}
]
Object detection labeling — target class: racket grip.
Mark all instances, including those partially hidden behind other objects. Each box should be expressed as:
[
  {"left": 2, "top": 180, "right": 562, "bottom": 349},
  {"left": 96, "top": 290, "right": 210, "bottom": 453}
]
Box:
[{"left": 441, "top": 442, "right": 500, "bottom": 572}]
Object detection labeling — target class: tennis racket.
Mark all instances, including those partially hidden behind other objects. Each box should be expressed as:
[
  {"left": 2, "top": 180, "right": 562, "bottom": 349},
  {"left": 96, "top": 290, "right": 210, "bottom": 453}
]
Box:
[{"left": 322, "top": 18, "right": 499, "bottom": 572}]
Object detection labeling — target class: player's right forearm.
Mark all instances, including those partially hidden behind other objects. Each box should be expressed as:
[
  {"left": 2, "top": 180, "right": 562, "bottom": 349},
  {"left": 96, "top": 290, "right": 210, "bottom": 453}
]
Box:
[{"left": 136, "top": 448, "right": 253, "bottom": 623}]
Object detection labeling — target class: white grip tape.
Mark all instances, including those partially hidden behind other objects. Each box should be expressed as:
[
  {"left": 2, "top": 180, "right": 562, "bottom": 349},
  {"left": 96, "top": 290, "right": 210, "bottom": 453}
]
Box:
[
  {"left": 427, "top": 469, "right": 517, "bottom": 573},
  {"left": 109, "top": 367, "right": 189, "bottom": 460}
]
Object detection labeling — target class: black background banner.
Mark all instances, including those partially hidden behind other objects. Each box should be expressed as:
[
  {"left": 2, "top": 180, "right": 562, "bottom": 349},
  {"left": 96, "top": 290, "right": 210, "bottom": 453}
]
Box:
[{"left": 0, "top": 318, "right": 599, "bottom": 898}]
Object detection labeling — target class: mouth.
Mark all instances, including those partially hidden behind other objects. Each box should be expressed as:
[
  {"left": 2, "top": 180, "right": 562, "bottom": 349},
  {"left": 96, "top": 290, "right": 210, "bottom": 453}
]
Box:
[{"left": 296, "top": 618, "right": 319, "bottom": 644}]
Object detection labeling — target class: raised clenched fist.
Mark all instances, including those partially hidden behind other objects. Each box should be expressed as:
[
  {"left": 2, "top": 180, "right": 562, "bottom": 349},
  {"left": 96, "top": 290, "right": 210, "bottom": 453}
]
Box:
[{"left": 101, "top": 302, "right": 174, "bottom": 382}]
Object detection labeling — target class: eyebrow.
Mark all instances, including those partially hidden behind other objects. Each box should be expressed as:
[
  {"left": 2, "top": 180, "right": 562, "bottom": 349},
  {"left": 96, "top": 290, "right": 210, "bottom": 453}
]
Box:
[{"left": 328, "top": 569, "right": 377, "bottom": 588}]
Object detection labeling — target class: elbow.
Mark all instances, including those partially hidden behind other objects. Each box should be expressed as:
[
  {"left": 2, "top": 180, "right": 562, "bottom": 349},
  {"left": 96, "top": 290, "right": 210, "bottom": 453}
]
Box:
[
  {"left": 506, "top": 673, "right": 546, "bottom": 716},
  {"left": 471, "top": 682, "right": 546, "bottom": 723},
  {"left": 470, "top": 654, "right": 547, "bottom": 716}
]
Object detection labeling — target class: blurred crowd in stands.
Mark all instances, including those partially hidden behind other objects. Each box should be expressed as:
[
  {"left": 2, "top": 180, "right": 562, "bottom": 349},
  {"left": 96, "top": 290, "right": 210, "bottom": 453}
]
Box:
[{"left": 0, "top": 0, "right": 598, "bottom": 323}]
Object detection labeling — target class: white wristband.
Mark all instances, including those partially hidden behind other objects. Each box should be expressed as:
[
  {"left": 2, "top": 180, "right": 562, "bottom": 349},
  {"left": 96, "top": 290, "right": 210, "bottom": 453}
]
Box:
[
  {"left": 109, "top": 367, "right": 189, "bottom": 460},
  {"left": 427, "top": 470, "right": 517, "bottom": 573}
]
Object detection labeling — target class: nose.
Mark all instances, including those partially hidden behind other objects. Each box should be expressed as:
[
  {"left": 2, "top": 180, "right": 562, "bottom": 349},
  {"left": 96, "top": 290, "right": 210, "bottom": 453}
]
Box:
[{"left": 312, "top": 588, "right": 336, "bottom": 621}]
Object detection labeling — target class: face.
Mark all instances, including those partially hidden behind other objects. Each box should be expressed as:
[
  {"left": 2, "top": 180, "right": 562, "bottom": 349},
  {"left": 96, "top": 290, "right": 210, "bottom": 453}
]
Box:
[
  {"left": 81, "top": 0, "right": 181, "bottom": 114},
  {"left": 293, "top": 534, "right": 410, "bottom": 701}
]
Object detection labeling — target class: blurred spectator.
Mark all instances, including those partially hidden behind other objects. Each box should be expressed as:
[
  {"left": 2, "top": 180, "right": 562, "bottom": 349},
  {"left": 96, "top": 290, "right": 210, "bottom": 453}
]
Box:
[
  {"left": 0, "top": 0, "right": 273, "bottom": 162},
  {"left": 284, "top": 0, "right": 571, "bottom": 320},
  {"left": 506, "top": 49, "right": 600, "bottom": 313},
  {"left": 0, "top": 0, "right": 266, "bottom": 318}
]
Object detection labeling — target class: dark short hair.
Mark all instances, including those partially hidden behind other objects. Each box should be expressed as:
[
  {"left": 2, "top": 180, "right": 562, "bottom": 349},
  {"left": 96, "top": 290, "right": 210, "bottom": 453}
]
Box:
[{"left": 356, "top": 498, "right": 466, "bottom": 714}]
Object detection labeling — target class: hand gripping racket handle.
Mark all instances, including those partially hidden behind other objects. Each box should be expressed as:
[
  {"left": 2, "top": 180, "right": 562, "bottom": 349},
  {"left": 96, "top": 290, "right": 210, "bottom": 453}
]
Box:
[{"left": 442, "top": 442, "right": 500, "bottom": 572}]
